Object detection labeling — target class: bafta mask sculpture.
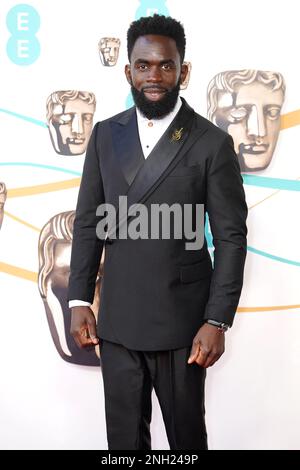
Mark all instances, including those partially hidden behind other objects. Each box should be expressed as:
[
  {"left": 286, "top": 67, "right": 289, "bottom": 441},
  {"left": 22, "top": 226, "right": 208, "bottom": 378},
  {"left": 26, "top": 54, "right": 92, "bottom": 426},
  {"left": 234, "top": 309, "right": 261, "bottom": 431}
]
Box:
[
  {"left": 98, "top": 37, "right": 121, "bottom": 66},
  {"left": 207, "top": 70, "right": 285, "bottom": 172},
  {"left": 46, "top": 90, "right": 96, "bottom": 156},
  {"left": 38, "top": 211, "right": 104, "bottom": 366}
]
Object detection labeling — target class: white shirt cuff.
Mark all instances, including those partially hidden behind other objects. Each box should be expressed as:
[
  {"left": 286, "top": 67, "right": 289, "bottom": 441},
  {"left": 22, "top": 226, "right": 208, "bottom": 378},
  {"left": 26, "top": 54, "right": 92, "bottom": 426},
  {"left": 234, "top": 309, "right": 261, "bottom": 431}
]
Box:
[{"left": 69, "top": 300, "right": 91, "bottom": 308}]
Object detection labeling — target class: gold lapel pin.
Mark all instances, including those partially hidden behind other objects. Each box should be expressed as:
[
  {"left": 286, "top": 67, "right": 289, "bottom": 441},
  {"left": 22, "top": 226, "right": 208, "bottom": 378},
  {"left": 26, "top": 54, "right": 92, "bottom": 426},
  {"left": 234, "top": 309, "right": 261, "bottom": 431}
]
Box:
[{"left": 171, "top": 127, "right": 184, "bottom": 142}]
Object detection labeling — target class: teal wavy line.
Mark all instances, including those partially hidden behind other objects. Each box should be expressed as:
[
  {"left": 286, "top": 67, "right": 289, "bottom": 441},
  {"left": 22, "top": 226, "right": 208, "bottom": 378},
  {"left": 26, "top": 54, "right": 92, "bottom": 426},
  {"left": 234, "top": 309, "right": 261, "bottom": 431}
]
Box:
[
  {"left": 0, "top": 162, "right": 299, "bottom": 266},
  {"left": 0, "top": 108, "right": 47, "bottom": 128},
  {"left": 0, "top": 108, "right": 299, "bottom": 191},
  {"left": 247, "top": 245, "right": 300, "bottom": 266},
  {"left": 0, "top": 162, "right": 81, "bottom": 176},
  {"left": 242, "top": 174, "right": 300, "bottom": 191},
  {"left": 2, "top": 163, "right": 300, "bottom": 190}
]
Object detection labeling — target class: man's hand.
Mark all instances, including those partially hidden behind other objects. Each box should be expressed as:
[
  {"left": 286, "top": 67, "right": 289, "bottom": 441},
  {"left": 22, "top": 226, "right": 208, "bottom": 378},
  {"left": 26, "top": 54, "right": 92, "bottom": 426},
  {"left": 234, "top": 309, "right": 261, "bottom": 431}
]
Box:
[
  {"left": 70, "top": 306, "right": 99, "bottom": 349},
  {"left": 188, "top": 322, "right": 225, "bottom": 368}
]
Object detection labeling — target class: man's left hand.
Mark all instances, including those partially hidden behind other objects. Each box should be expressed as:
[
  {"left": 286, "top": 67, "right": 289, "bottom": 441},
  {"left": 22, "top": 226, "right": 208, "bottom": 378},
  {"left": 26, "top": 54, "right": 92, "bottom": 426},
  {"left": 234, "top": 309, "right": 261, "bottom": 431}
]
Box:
[{"left": 188, "top": 323, "right": 225, "bottom": 368}]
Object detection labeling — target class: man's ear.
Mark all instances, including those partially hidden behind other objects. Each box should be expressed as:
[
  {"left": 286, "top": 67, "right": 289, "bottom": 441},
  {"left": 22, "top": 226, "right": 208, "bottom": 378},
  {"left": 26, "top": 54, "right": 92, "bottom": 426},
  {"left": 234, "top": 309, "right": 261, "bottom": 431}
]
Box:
[
  {"left": 180, "top": 62, "right": 189, "bottom": 85},
  {"left": 125, "top": 64, "right": 132, "bottom": 85}
]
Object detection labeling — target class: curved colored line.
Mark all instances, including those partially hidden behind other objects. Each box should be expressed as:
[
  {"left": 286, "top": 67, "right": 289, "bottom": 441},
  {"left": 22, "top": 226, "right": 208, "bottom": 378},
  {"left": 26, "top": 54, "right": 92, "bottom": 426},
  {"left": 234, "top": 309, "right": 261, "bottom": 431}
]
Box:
[
  {"left": 242, "top": 174, "right": 300, "bottom": 191},
  {"left": 280, "top": 110, "right": 300, "bottom": 130},
  {"left": 4, "top": 208, "right": 300, "bottom": 268},
  {"left": 0, "top": 262, "right": 299, "bottom": 313},
  {"left": 4, "top": 187, "right": 300, "bottom": 267},
  {"left": 4, "top": 211, "right": 40, "bottom": 231},
  {"left": 247, "top": 245, "right": 300, "bottom": 267},
  {"left": 0, "top": 108, "right": 47, "bottom": 128},
  {"left": 2, "top": 165, "right": 300, "bottom": 194},
  {"left": 7, "top": 177, "right": 81, "bottom": 197},
  {"left": 0, "top": 162, "right": 82, "bottom": 176},
  {"left": 237, "top": 304, "right": 300, "bottom": 312},
  {"left": 0, "top": 262, "right": 37, "bottom": 282},
  {"left": 4, "top": 170, "right": 300, "bottom": 199},
  {"left": 0, "top": 107, "right": 299, "bottom": 129},
  {"left": 248, "top": 188, "right": 281, "bottom": 210},
  {"left": 248, "top": 175, "right": 300, "bottom": 211}
]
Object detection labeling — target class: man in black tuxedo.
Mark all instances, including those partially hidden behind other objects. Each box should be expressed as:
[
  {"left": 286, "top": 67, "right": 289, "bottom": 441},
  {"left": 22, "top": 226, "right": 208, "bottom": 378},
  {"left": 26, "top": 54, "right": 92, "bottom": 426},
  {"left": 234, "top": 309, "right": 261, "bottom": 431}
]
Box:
[{"left": 68, "top": 14, "right": 247, "bottom": 450}]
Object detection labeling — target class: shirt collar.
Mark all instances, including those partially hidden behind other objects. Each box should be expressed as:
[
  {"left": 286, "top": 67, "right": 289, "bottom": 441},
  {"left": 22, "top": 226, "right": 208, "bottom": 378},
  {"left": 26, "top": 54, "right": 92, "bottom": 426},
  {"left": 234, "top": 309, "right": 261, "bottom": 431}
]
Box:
[{"left": 136, "top": 96, "right": 182, "bottom": 127}]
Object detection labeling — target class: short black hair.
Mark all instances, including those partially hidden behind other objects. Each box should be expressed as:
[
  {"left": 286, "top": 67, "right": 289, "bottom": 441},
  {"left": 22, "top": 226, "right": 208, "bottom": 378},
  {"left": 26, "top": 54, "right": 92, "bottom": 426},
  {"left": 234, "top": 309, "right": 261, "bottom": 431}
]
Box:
[{"left": 127, "top": 14, "right": 186, "bottom": 64}]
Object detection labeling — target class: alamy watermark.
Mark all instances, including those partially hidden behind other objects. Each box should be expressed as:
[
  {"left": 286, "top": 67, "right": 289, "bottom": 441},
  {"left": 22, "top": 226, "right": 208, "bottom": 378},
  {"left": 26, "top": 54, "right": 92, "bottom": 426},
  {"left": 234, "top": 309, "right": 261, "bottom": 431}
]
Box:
[{"left": 96, "top": 196, "right": 204, "bottom": 250}]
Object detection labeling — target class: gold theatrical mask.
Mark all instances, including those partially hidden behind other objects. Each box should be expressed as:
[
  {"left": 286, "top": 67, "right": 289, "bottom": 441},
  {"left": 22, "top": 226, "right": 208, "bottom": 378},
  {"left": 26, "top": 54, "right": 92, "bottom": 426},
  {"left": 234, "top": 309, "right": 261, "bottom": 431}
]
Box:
[
  {"left": 98, "top": 37, "right": 121, "bottom": 66},
  {"left": 38, "top": 211, "right": 104, "bottom": 366},
  {"left": 207, "top": 70, "right": 285, "bottom": 172},
  {"left": 46, "top": 90, "right": 96, "bottom": 156}
]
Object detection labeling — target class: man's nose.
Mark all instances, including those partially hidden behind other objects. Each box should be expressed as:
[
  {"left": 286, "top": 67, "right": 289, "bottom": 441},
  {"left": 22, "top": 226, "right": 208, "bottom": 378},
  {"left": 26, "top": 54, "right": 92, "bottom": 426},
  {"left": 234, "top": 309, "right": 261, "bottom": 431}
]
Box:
[
  {"left": 247, "top": 105, "right": 266, "bottom": 138},
  {"left": 71, "top": 114, "right": 84, "bottom": 134},
  {"left": 147, "top": 66, "right": 163, "bottom": 82}
]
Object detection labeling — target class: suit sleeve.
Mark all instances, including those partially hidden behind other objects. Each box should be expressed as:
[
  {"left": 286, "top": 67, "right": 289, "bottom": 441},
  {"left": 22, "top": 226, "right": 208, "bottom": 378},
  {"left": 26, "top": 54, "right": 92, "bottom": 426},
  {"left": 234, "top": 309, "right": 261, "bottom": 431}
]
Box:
[
  {"left": 204, "top": 134, "right": 248, "bottom": 326},
  {"left": 67, "top": 122, "right": 105, "bottom": 303}
]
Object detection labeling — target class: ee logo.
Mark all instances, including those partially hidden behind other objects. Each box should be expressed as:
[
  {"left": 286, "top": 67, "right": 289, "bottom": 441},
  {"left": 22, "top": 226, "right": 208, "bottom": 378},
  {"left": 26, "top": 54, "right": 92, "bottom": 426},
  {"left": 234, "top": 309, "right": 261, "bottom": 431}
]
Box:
[{"left": 6, "top": 4, "right": 40, "bottom": 65}]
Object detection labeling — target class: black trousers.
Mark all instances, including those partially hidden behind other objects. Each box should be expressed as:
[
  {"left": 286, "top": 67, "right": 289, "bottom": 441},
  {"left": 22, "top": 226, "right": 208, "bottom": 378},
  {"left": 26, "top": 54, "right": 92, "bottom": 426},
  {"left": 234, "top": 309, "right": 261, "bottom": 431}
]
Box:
[{"left": 99, "top": 339, "right": 208, "bottom": 450}]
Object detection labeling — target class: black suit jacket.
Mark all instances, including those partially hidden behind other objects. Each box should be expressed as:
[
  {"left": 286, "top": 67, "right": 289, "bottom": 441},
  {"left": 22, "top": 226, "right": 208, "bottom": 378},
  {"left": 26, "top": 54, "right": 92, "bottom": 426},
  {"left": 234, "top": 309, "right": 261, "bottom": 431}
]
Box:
[{"left": 68, "top": 98, "right": 247, "bottom": 350}]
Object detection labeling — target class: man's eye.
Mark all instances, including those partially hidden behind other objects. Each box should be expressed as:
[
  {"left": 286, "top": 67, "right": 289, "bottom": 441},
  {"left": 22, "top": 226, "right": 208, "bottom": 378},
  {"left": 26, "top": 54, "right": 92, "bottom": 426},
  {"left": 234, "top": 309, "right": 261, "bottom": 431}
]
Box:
[
  {"left": 138, "top": 64, "right": 148, "bottom": 70},
  {"left": 266, "top": 107, "right": 281, "bottom": 119},
  {"left": 162, "top": 64, "right": 171, "bottom": 70}
]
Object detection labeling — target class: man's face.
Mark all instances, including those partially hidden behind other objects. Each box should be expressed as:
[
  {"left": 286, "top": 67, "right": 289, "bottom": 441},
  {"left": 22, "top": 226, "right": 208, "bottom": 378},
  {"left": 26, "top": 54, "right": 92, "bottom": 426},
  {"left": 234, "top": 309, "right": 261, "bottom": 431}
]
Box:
[
  {"left": 0, "top": 192, "right": 6, "bottom": 229},
  {"left": 125, "top": 34, "right": 188, "bottom": 119},
  {"left": 99, "top": 38, "right": 120, "bottom": 66},
  {"left": 214, "top": 82, "right": 284, "bottom": 172},
  {"left": 49, "top": 98, "right": 95, "bottom": 155}
]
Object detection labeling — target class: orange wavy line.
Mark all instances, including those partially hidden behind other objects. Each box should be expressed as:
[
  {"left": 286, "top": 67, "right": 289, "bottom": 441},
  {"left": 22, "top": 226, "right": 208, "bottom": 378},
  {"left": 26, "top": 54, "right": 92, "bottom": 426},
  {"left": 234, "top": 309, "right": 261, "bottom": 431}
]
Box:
[
  {"left": 0, "top": 262, "right": 37, "bottom": 282},
  {"left": 280, "top": 110, "right": 300, "bottom": 130},
  {"left": 1, "top": 110, "right": 298, "bottom": 200},
  {"left": 0, "top": 262, "right": 299, "bottom": 312},
  {"left": 7, "top": 177, "right": 81, "bottom": 198},
  {"left": 4, "top": 210, "right": 40, "bottom": 231},
  {"left": 238, "top": 304, "right": 300, "bottom": 312}
]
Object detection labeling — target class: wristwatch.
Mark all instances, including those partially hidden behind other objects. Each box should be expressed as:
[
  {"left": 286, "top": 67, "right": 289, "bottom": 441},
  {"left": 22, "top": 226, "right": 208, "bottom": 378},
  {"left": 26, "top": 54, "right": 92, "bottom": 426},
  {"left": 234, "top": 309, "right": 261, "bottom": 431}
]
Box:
[{"left": 206, "top": 319, "right": 230, "bottom": 332}]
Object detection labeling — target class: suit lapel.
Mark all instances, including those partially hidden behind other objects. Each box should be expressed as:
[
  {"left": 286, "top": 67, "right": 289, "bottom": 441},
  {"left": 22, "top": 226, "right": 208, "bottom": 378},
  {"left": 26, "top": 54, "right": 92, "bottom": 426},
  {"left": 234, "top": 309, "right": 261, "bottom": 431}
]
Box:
[
  {"left": 108, "top": 98, "right": 208, "bottom": 238},
  {"left": 110, "top": 108, "right": 145, "bottom": 186}
]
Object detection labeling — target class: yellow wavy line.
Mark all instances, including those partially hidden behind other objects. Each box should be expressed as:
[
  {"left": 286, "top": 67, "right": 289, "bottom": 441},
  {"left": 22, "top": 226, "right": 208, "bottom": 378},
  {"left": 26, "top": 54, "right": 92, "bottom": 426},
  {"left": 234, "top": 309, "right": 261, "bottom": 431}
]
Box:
[
  {"left": 246, "top": 109, "right": 300, "bottom": 210},
  {"left": 248, "top": 172, "right": 300, "bottom": 211},
  {"left": 0, "top": 262, "right": 37, "bottom": 282},
  {"left": 1, "top": 111, "right": 298, "bottom": 310},
  {"left": 7, "top": 177, "right": 81, "bottom": 198},
  {"left": 238, "top": 304, "right": 300, "bottom": 312},
  {"left": 280, "top": 110, "right": 300, "bottom": 130},
  {"left": 248, "top": 189, "right": 281, "bottom": 210},
  {"left": 0, "top": 262, "right": 299, "bottom": 312},
  {"left": 0, "top": 109, "right": 298, "bottom": 233},
  {"left": 3, "top": 109, "right": 299, "bottom": 200},
  {"left": 4, "top": 210, "right": 40, "bottom": 231}
]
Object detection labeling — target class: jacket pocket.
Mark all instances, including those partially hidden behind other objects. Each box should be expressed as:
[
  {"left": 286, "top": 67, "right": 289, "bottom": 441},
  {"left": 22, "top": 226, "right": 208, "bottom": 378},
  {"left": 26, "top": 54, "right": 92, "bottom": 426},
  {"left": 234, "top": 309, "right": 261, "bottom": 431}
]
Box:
[
  {"left": 167, "top": 164, "right": 203, "bottom": 177},
  {"left": 180, "top": 257, "right": 212, "bottom": 283}
]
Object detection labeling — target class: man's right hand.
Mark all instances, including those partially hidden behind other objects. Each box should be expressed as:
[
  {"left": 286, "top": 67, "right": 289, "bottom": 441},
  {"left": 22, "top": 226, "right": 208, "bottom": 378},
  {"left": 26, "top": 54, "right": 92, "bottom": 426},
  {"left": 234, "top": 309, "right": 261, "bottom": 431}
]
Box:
[{"left": 70, "top": 306, "right": 99, "bottom": 349}]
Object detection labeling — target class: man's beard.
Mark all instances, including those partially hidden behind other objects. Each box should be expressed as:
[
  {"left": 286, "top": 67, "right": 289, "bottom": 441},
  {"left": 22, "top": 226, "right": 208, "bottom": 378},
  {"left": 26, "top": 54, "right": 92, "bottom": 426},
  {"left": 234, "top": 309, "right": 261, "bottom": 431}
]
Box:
[{"left": 131, "top": 80, "right": 181, "bottom": 119}]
